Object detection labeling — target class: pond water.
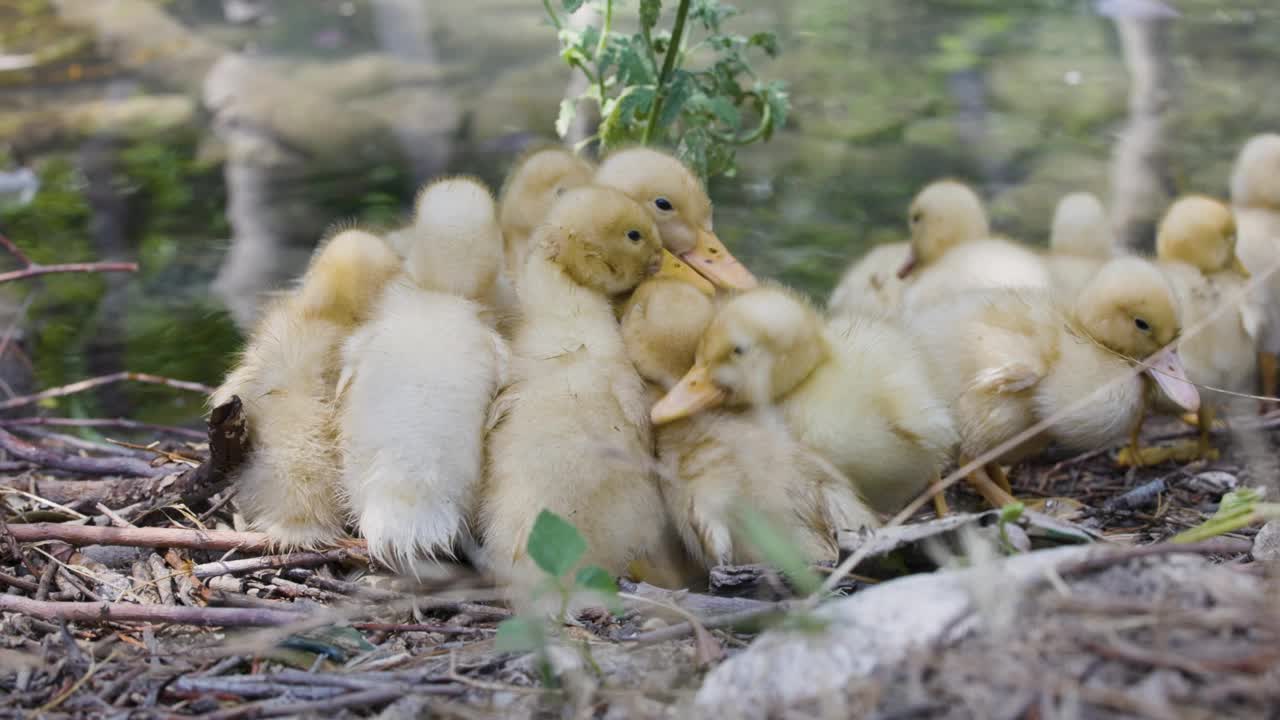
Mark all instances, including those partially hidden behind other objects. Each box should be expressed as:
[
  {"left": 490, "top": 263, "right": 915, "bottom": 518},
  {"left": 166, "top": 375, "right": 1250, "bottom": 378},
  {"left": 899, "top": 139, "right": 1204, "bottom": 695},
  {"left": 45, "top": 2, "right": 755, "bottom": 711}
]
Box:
[{"left": 0, "top": 0, "right": 1277, "bottom": 427}]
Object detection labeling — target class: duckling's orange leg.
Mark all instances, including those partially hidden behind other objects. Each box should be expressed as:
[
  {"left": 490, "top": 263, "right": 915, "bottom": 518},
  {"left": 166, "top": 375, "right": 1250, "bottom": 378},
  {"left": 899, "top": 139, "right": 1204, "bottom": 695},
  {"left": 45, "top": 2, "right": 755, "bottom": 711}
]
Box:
[
  {"left": 957, "top": 455, "right": 1017, "bottom": 508},
  {"left": 1196, "top": 402, "right": 1218, "bottom": 460},
  {"left": 987, "top": 463, "right": 1013, "bottom": 495},
  {"left": 930, "top": 474, "right": 950, "bottom": 518},
  {"left": 1116, "top": 391, "right": 1152, "bottom": 467},
  {"left": 1261, "top": 351, "right": 1279, "bottom": 414}
]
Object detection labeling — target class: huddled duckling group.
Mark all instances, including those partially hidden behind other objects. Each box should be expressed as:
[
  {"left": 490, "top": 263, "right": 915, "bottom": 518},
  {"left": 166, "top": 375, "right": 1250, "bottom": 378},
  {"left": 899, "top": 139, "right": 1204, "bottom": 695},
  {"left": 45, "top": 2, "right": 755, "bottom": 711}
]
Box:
[{"left": 213, "top": 134, "right": 1279, "bottom": 604}]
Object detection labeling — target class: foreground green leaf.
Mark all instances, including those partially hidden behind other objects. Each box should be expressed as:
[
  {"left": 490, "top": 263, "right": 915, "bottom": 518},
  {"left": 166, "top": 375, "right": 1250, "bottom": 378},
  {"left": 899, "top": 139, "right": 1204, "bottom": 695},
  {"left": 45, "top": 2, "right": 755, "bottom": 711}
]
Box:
[
  {"left": 735, "top": 504, "right": 822, "bottom": 595},
  {"left": 528, "top": 509, "right": 587, "bottom": 577}
]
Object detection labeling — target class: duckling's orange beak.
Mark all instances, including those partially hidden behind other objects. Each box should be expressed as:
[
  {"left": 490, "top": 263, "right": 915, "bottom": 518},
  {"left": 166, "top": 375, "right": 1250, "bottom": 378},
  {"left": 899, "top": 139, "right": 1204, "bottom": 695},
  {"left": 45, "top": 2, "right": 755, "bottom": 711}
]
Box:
[
  {"left": 682, "top": 229, "right": 757, "bottom": 290},
  {"left": 896, "top": 249, "right": 918, "bottom": 279},
  {"left": 1144, "top": 348, "right": 1200, "bottom": 413},
  {"left": 655, "top": 249, "right": 716, "bottom": 297},
  {"left": 1231, "top": 254, "right": 1250, "bottom": 277},
  {"left": 651, "top": 365, "right": 727, "bottom": 425}
]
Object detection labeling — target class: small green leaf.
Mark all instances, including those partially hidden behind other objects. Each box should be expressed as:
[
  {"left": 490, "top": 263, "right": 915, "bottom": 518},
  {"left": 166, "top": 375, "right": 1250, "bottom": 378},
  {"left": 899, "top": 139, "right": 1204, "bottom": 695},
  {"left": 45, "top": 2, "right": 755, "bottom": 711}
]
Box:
[
  {"left": 1172, "top": 487, "right": 1274, "bottom": 543},
  {"left": 617, "top": 40, "right": 655, "bottom": 85},
  {"left": 562, "top": 0, "right": 585, "bottom": 13},
  {"left": 747, "top": 31, "right": 779, "bottom": 57},
  {"left": 573, "top": 565, "right": 618, "bottom": 595},
  {"left": 527, "top": 509, "right": 587, "bottom": 577},
  {"left": 495, "top": 617, "right": 546, "bottom": 653},
  {"left": 555, "top": 98, "right": 578, "bottom": 139},
  {"left": 580, "top": 26, "right": 601, "bottom": 60},
  {"left": 640, "top": 0, "right": 661, "bottom": 30},
  {"left": 734, "top": 504, "right": 822, "bottom": 595},
  {"left": 658, "top": 71, "right": 695, "bottom": 129}
]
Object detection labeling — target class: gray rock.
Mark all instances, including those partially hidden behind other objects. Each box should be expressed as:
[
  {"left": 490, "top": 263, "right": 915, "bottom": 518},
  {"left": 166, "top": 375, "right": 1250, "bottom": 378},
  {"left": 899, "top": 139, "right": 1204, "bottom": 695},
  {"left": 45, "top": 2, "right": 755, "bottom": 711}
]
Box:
[{"left": 1252, "top": 521, "right": 1280, "bottom": 562}]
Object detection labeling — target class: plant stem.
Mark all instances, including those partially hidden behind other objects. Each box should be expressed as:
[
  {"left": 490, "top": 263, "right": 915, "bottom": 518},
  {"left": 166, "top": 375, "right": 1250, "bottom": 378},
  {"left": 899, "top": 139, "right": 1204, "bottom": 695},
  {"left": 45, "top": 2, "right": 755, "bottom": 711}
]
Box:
[
  {"left": 542, "top": 0, "right": 563, "bottom": 30},
  {"left": 642, "top": 0, "right": 691, "bottom": 145},
  {"left": 595, "top": 0, "right": 613, "bottom": 102}
]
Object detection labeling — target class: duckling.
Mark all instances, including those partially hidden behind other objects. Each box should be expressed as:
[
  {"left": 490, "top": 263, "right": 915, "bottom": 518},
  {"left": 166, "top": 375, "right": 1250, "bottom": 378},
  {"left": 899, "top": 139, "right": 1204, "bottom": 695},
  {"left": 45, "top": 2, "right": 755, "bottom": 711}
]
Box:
[
  {"left": 907, "top": 257, "right": 1201, "bottom": 506},
  {"left": 652, "top": 285, "right": 956, "bottom": 518},
  {"left": 480, "top": 185, "right": 667, "bottom": 610},
  {"left": 897, "top": 180, "right": 1051, "bottom": 312},
  {"left": 497, "top": 145, "right": 596, "bottom": 278},
  {"left": 624, "top": 278, "right": 877, "bottom": 570},
  {"left": 211, "top": 229, "right": 401, "bottom": 548},
  {"left": 1230, "top": 133, "right": 1280, "bottom": 407},
  {"left": 827, "top": 242, "right": 911, "bottom": 317},
  {"left": 337, "top": 178, "right": 508, "bottom": 571},
  {"left": 595, "top": 146, "right": 757, "bottom": 289},
  {"left": 1044, "top": 192, "right": 1115, "bottom": 295},
  {"left": 1118, "top": 196, "right": 1259, "bottom": 466}
]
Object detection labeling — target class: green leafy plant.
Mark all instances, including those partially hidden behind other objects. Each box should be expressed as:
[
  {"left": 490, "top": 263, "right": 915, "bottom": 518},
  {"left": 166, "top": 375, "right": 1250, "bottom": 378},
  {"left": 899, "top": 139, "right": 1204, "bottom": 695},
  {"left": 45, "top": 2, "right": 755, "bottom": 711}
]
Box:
[
  {"left": 494, "top": 510, "right": 622, "bottom": 684},
  {"left": 996, "top": 500, "right": 1025, "bottom": 554},
  {"left": 545, "top": 0, "right": 790, "bottom": 179},
  {"left": 1173, "top": 488, "right": 1280, "bottom": 544}
]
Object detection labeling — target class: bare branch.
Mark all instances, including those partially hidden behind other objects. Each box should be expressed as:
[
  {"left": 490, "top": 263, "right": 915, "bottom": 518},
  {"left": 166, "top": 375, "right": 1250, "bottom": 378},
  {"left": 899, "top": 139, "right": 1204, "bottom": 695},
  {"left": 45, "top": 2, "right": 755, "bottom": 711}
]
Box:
[
  {"left": 0, "top": 416, "right": 206, "bottom": 440},
  {"left": 0, "top": 371, "right": 214, "bottom": 412},
  {"left": 0, "top": 425, "right": 171, "bottom": 477},
  {"left": 0, "top": 593, "right": 306, "bottom": 626},
  {"left": 0, "top": 261, "right": 139, "bottom": 284},
  {"left": 7, "top": 523, "right": 277, "bottom": 553},
  {"left": 191, "top": 550, "right": 354, "bottom": 580}
]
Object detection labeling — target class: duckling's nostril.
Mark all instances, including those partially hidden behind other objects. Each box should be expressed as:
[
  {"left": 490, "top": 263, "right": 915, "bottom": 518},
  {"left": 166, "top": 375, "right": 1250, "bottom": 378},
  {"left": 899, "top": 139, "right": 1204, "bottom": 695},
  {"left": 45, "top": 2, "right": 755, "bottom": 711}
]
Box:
[{"left": 708, "top": 247, "right": 720, "bottom": 255}]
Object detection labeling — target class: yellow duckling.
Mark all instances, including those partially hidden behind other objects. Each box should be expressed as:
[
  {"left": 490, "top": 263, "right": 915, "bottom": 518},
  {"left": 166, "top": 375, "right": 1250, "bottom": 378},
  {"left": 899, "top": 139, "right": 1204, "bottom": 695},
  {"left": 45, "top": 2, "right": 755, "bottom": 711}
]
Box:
[
  {"left": 496, "top": 145, "right": 596, "bottom": 278},
  {"left": 624, "top": 278, "right": 878, "bottom": 570},
  {"left": 907, "top": 257, "right": 1201, "bottom": 506},
  {"left": 1230, "top": 133, "right": 1280, "bottom": 406},
  {"left": 1044, "top": 192, "right": 1115, "bottom": 295},
  {"left": 897, "top": 180, "right": 1051, "bottom": 312},
  {"left": 827, "top": 242, "right": 911, "bottom": 317},
  {"left": 595, "top": 146, "right": 757, "bottom": 289},
  {"left": 211, "top": 229, "right": 401, "bottom": 548},
  {"left": 480, "top": 185, "right": 666, "bottom": 610},
  {"left": 652, "top": 285, "right": 956, "bottom": 518},
  {"left": 337, "top": 178, "right": 509, "bottom": 571},
  {"left": 1119, "top": 195, "right": 1259, "bottom": 465}
]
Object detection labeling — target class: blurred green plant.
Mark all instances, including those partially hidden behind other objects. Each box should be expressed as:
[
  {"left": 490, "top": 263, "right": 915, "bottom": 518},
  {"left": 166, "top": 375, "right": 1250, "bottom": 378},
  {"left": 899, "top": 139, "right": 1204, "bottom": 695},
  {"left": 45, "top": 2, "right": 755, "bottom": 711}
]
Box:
[
  {"left": 545, "top": 0, "right": 790, "bottom": 179},
  {"left": 494, "top": 509, "right": 621, "bottom": 686},
  {"left": 1173, "top": 488, "right": 1280, "bottom": 544}
]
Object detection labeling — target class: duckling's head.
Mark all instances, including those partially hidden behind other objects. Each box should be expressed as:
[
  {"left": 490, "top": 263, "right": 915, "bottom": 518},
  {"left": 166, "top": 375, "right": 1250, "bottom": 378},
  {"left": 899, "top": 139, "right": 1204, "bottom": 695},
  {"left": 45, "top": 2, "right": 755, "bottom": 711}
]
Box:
[
  {"left": 898, "top": 179, "right": 990, "bottom": 278},
  {"left": 1230, "top": 133, "right": 1280, "bottom": 210},
  {"left": 533, "top": 185, "right": 662, "bottom": 296},
  {"left": 1050, "top": 192, "right": 1112, "bottom": 257},
  {"left": 296, "top": 228, "right": 401, "bottom": 326},
  {"left": 1075, "top": 257, "right": 1200, "bottom": 412},
  {"left": 596, "top": 147, "right": 757, "bottom": 290},
  {"left": 498, "top": 146, "right": 595, "bottom": 229},
  {"left": 651, "top": 285, "right": 829, "bottom": 423},
  {"left": 621, "top": 276, "right": 717, "bottom": 389},
  {"left": 1156, "top": 195, "right": 1244, "bottom": 274},
  {"left": 405, "top": 176, "right": 504, "bottom": 301}
]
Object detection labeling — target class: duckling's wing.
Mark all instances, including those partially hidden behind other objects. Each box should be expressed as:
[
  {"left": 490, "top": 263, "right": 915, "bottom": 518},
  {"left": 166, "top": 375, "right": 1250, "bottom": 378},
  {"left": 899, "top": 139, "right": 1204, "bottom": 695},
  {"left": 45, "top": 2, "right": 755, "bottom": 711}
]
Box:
[{"left": 971, "top": 362, "right": 1043, "bottom": 395}]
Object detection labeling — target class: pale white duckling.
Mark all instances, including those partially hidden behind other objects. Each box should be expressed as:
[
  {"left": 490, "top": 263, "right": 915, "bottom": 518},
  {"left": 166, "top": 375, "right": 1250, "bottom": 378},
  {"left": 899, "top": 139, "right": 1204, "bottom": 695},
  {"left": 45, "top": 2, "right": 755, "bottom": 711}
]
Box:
[
  {"left": 624, "top": 278, "right": 877, "bottom": 570},
  {"left": 652, "top": 285, "right": 956, "bottom": 518},
  {"left": 338, "top": 178, "right": 508, "bottom": 571},
  {"left": 1117, "top": 195, "right": 1259, "bottom": 465},
  {"left": 907, "top": 257, "right": 1201, "bottom": 505},
  {"left": 389, "top": 177, "right": 522, "bottom": 335},
  {"left": 595, "top": 146, "right": 758, "bottom": 289},
  {"left": 480, "top": 185, "right": 666, "bottom": 610},
  {"left": 897, "top": 180, "right": 1051, "bottom": 312},
  {"left": 1230, "top": 133, "right": 1280, "bottom": 406},
  {"left": 827, "top": 242, "right": 910, "bottom": 317},
  {"left": 496, "top": 145, "right": 596, "bottom": 278},
  {"left": 1044, "top": 192, "right": 1115, "bottom": 295},
  {"left": 211, "top": 229, "right": 401, "bottom": 548}
]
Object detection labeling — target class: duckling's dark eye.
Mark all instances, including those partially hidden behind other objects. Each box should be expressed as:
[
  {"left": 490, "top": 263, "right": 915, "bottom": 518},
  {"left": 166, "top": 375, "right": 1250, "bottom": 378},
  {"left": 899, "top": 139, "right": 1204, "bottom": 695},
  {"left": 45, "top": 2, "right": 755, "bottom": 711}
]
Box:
[
  {"left": 655, "top": 197, "right": 674, "bottom": 212},
  {"left": 1134, "top": 318, "right": 1150, "bottom": 332},
  {"left": 626, "top": 229, "right": 643, "bottom": 243},
  {"left": 732, "top": 345, "right": 746, "bottom": 356},
  {"left": 910, "top": 211, "right": 923, "bottom": 224}
]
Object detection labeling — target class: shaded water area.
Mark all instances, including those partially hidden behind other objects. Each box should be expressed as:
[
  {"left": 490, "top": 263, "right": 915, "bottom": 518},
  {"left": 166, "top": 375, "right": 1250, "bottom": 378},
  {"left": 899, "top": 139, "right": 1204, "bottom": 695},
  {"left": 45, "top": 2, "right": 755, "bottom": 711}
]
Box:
[{"left": 1, "top": 0, "right": 1277, "bottom": 425}]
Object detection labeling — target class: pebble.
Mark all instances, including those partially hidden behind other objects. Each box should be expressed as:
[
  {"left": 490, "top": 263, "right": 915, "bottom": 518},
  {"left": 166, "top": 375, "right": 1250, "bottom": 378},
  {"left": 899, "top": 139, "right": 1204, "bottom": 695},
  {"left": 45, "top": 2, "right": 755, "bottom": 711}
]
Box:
[{"left": 1252, "top": 521, "right": 1280, "bottom": 563}]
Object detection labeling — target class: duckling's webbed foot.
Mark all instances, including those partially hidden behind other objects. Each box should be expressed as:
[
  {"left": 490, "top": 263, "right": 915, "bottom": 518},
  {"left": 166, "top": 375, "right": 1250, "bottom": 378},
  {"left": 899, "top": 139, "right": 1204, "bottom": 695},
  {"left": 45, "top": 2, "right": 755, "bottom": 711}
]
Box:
[{"left": 960, "top": 457, "right": 1018, "bottom": 508}]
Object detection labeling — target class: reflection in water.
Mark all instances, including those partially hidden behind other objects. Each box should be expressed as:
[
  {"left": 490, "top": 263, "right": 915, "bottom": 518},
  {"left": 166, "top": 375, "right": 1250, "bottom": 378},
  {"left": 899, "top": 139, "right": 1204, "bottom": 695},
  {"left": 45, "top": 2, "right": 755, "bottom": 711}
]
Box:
[{"left": 2, "top": 0, "right": 1279, "bottom": 420}]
